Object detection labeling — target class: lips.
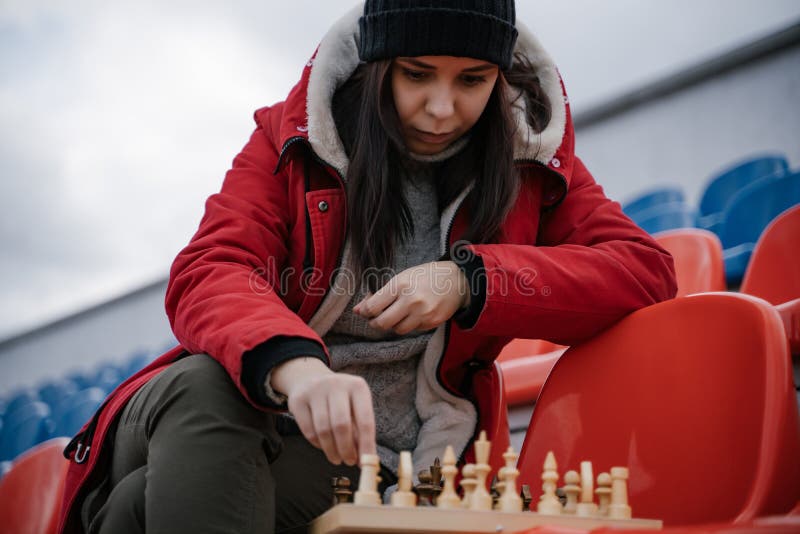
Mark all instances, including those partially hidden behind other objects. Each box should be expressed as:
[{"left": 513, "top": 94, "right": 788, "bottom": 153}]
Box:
[{"left": 413, "top": 128, "right": 455, "bottom": 145}]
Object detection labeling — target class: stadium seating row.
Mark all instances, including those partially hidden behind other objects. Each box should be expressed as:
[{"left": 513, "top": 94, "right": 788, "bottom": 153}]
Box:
[
  {"left": 622, "top": 154, "right": 799, "bottom": 285},
  {"left": 500, "top": 204, "right": 800, "bottom": 409},
  {"left": 0, "top": 350, "right": 157, "bottom": 463}
]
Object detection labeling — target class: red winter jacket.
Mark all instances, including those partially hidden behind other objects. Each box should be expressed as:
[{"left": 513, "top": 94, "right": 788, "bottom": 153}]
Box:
[{"left": 57, "top": 12, "right": 676, "bottom": 533}]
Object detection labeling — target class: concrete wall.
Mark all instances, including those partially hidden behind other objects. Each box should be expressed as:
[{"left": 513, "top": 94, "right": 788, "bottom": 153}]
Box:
[
  {"left": 0, "top": 281, "right": 174, "bottom": 396},
  {"left": 576, "top": 43, "right": 800, "bottom": 207}
]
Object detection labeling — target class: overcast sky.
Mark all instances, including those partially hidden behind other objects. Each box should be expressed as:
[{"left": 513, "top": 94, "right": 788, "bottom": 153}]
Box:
[{"left": 2, "top": 0, "right": 799, "bottom": 341}]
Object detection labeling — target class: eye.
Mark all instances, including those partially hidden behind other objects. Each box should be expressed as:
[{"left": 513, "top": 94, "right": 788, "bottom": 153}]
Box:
[
  {"left": 461, "top": 74, "right": 487, "bottom": 87},
  {"left": 402, "top": 68, "right": 428, "bottom": 81}
]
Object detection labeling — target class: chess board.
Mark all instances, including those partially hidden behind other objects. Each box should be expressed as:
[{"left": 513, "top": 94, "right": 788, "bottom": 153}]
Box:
[{"left": 310, "top": 503, "right": 663, "bottom": 533}]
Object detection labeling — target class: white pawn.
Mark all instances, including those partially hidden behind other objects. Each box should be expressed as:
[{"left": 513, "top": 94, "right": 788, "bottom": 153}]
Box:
[
  {"left": 498, "top": 447, "right": 523, "bottom": 512},
  {"left": 460, "top": 464, "right": 477, "bottom": 509},
  {"left": 562, "top": 470, "right": 581, "bottom": 514},
  {"left": 575, "top": 461, "right": 598, "bottom": 517},
  {"left": 536, "top": 451, "right": 562, "bottom": 515},
  {"left": 391, "top": 451, "right": 417, "bottom": 507},
  {"left": 470, "top": 431, "right": 493, "bottom": 511},
  {"left": 437, "top": 445, "right": 461, "bottom": 509},
  {"left": 353, "top": 453, "right": 381, "bottom": 505},
  {"left": 608, "top": 467, "right": 632, "bottom": 519},
  {"left": 595, "top": 472, "right": 612, "bottom": 516}
]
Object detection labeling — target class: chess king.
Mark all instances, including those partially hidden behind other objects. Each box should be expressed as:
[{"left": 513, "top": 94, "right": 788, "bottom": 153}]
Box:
[{"left": 57, "top": 1, "right": 676, "bottom": 532}]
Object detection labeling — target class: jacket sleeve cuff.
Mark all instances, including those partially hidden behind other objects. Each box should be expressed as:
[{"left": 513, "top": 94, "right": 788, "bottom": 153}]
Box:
[
  {"left": 441, "top": 247, "right": 487, "bottom": 330},
  {"left": 241, "top": 336, "right": 328, "bottom": 409}
]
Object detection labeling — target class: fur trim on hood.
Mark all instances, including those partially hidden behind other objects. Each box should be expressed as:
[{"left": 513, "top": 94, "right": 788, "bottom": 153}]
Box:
[{"left": 306, "top": 2, "right": 568, "bottom": 178}]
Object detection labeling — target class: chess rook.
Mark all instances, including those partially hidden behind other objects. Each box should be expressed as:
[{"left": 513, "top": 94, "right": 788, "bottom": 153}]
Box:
[
  {"left": 353, "top": 454, "right": 381, "bottom": 506},
  {"left": 575, "top": 461, "right": 598, "bottom": 517},
  {"left": 608, "top": 467, "right": 632, "bottom": 519}
]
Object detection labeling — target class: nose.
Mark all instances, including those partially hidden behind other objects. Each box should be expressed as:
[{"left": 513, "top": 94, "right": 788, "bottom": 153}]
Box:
[{"left": 424, "top": 84, "right": 455, "bottom": 120}]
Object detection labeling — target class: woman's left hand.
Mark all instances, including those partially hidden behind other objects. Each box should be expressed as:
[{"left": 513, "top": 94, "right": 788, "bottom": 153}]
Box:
[{"left": 353, "top": 261, "right": 470, "bottom": 335}]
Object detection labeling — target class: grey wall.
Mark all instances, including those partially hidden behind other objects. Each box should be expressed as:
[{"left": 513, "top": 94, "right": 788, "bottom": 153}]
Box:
[
  {"left": 0, "top": 281, "right": 175, "bottom": 396},
  {"left": 576, "top": 43, "right": 800, "bottom": 206}
]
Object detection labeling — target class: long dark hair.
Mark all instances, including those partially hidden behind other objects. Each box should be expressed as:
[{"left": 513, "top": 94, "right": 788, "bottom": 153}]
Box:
[{"left": 332, "top": 53, "right": 551, "bottom": 285}]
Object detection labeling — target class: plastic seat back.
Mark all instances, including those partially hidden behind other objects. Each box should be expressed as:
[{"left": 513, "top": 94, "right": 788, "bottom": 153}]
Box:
[
  {"left": 0, "top": 437, "right": 70, "bottom": 534},
  {"left": 517, "top": 293, "right": 800, "bottom": 526},
  {"left": 49, "top": 387, "right": 106, "bottom": 438},
  {"left": 0, "top": 401, "right": 52, "bottom": 462},
  {"left": 654, "top": 228, "right": 726, "bottom": 296},
  {"left": 623, "top": 187, "right": 685, "bottom": 219},
  {"left": 719, "top": 171, "right": 800, "bottom": 250},
  {"left": 740, "top": 205, "right": 800, "bottom": 305},
  {"left": 699, "top": 155, "right": 789, "bottom": 217},
  {"left": 37, "top": 381, "right": 79, "bottom": 412},
  {"left": 631, "top": 202, "right": 696, "bottom": 235}
]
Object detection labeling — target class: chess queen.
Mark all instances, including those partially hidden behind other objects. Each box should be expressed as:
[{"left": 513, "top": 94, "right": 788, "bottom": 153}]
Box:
[{"left": 58, "top": 1, "right": 677, "bottom": 533}]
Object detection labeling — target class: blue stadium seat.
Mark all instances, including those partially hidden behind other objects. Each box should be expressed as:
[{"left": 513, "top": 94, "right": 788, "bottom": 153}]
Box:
[
  {"left": 3, "top": 389, "right": 39, "bottom": 416},
  {"left": 630, "top": 201, "right": 697, "bottom": 235},
  {"left": 49, "top": 387, "right": 106, "bottom": 438},
  {"left": 622, "top": 186, "right": 685, "bottom": 219},
  {"left": 91, "top": 363, "right": 124, "bottom": 394},
  {"left": 0, "top": 401, "right": 52, "bottom": 462},
  {"left": 38, "top": 380, "right": 79, "bottom": 410},
  {"left": 65, "top": 371, "right": 94, "bottom": 390},
  {"left": 698, "top": 154, "right": 789, "bottom": 229},
  {"left": 719, "top": 171, "right": 800, "bottom": 284}
]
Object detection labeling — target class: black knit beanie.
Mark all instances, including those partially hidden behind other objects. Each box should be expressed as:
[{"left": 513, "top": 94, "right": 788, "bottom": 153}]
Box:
[{"left": 358, "top": 0, "right": 518, "bottom": 70}]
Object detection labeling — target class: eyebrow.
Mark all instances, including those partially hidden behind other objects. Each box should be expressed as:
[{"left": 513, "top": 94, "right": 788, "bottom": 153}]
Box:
[{"left": 397, "top": 57, "right": 496, "bottom": 73}]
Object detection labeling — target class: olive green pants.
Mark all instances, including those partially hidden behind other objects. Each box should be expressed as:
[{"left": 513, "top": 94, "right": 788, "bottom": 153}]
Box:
[{"left": 81, "top": 354, "right": 395, "bottom": 534}]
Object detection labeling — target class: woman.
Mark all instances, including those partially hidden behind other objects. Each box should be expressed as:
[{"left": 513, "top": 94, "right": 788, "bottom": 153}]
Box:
[{"left": 58, "top": 1, "right": 677, "bottom": 533}]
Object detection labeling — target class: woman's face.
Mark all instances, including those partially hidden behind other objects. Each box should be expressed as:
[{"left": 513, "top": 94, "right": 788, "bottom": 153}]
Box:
[{"left": 391, "top": 56, "right": 499, "bottom": 155}]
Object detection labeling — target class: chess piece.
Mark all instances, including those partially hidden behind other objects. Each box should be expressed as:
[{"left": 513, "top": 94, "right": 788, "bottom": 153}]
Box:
[
  {"left": 536, "top": 451, "right": 561, "bottom": 515},
  {"left": 391, "top": 451, "right": 417, "bottom": 507},
  {"left": 497, "top": 447, "right": 523, "bottom": 512},
  {"left": 608, "top": 467, "right": 632, "bottom": 519},
  {"left": 520, "top": 484, "right": 532, "bottom": 512},
  {"left": 491, "top": 473, "right": 502, "bottom": 509},
  {"left": 470, "top": 431, "right": 493, "bottom": 511},
  {"left": 414, "top": 470, "right": 436, "bottom": 506},
  {"left": 460, "top": 464, "right": 477, "bottom": 509},
  {"left": 575, "top": 461, "right": 598, "bottom": 517},
  {"left": 595, "top": 472, "right": 612, "bottom": 516},
  {"left": 353, "top": 453, "right": 381, "bottom": 505},
  {"left": 332, "top": 476, "right": 352, "bottom": 505},
  {"left": 437, "top": 446, "right": 461, "bottom": 509},
  {"left": 562, "top": 470, "right": 580, "bottom": 514}
]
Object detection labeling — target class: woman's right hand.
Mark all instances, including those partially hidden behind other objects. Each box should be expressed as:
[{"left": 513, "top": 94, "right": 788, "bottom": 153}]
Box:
[{"left": 270, "top": 357, "right": 376, "bottom": 466}]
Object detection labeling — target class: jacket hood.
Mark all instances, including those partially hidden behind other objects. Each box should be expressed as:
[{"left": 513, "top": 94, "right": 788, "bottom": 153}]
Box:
[{"left": 274, "top": 2, "right": 574, "bottom": 199}]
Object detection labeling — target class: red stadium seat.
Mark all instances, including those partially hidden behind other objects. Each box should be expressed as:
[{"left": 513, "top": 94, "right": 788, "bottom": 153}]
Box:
[
  {"left": 739, "top": 205, "right": 800, "bottom": 355},
  {"left": 517, "top": 293, "right": 800, "bottom": 526},
  {"left": 497, "top": 338, "right": 566, "bottom": 362},
  {"left": 0, "top": 437, "right": 70, "bottom": 534},
  {"left": 654, "top": 228, "right": 726, "bottom": 297},
  {"left": 499, "top": 350, "right": 565, "bottom": 407},
  {"left": 740, "top": 205, "right": 800, "bottom": 305}
]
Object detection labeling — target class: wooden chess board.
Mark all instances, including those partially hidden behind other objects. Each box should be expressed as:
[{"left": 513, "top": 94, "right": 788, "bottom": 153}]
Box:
[{"left": 310, "top": 504, "right": 663, "bottom": 533}]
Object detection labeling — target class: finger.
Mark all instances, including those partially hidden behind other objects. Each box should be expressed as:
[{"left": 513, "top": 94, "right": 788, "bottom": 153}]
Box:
[
  {"left": 356, "top": 278, "right": 401, "bottom": 319},
  {"left": 350, "top": 382, "right": 376, "bottom": 456},
  {"left": 368, "top": 299, "right": 411, "bottom": 332},
  {"left": 310, "top": 394, "right": 342, "bottom": 465},
  {"left": 328, "top": 388, "right": 358, "bottom": 466},
  {"left": 290, "top": 400, "right": 321, "bottom": 450},
  {"left": 392, "top": 313, "right": 423, "bottom": 335}
]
